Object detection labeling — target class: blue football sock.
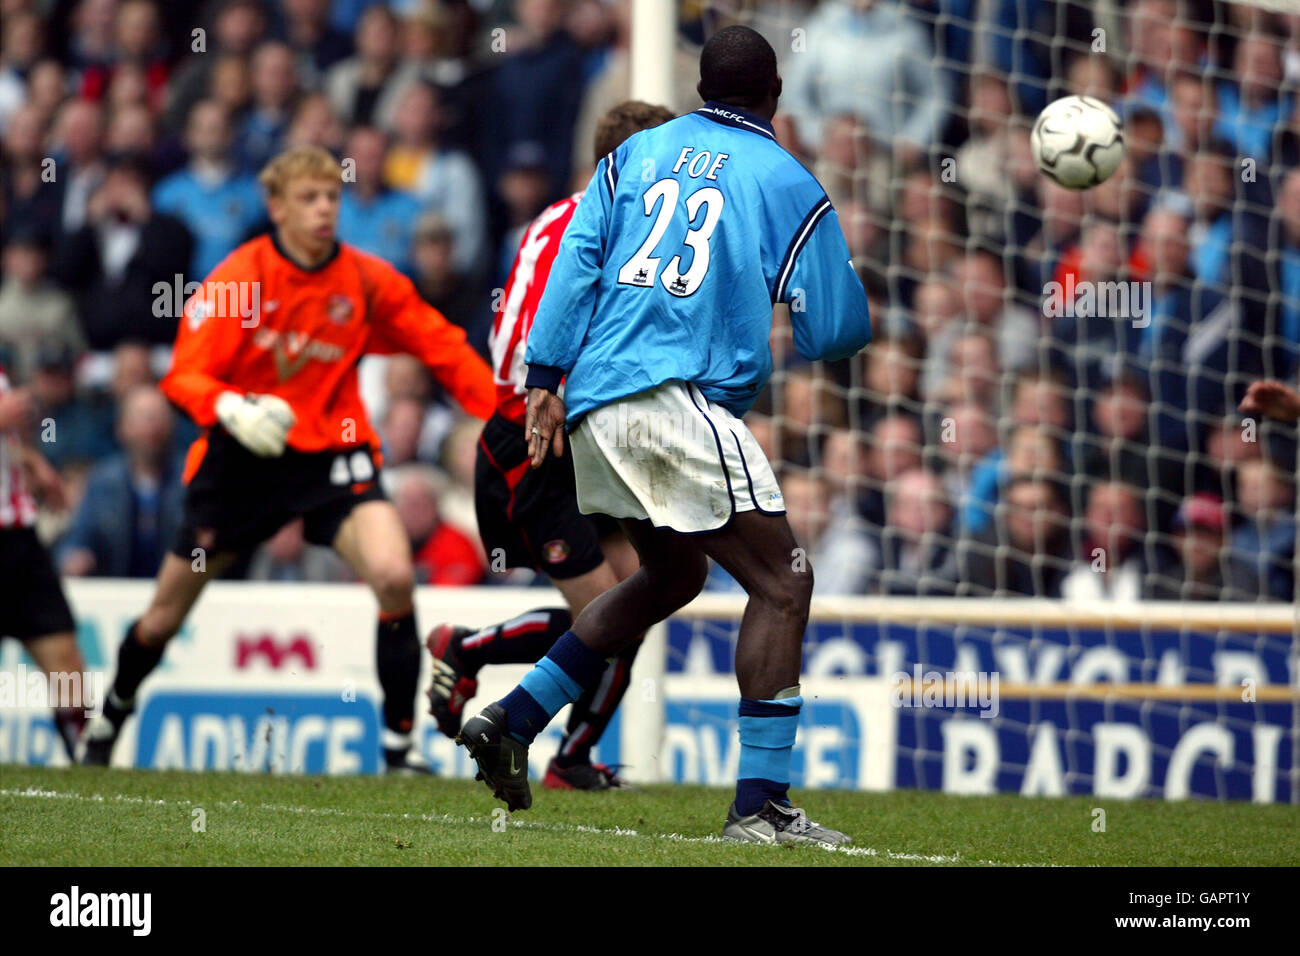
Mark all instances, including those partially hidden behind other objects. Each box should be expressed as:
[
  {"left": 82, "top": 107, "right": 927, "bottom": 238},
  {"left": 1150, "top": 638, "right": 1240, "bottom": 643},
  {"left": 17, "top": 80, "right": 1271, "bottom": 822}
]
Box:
[
  {"left": 500, "top": 631, "right": 608, "bottom": 743},
  {"left": 734, "top": 692, "right": 802, "bottom": 816}
]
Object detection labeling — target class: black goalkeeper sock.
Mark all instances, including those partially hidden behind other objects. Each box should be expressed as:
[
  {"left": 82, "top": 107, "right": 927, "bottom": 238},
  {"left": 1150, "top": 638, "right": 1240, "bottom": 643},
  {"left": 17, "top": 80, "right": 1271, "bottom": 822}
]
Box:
[
  {"left": 377, "top": 608, "right": 420, "bottom": 737},
  {"left": 109, "top": 621, "right": 166, "bottom": 715},
  {"left": 456, "top": 607, "right": 572, "bottom": 673}
]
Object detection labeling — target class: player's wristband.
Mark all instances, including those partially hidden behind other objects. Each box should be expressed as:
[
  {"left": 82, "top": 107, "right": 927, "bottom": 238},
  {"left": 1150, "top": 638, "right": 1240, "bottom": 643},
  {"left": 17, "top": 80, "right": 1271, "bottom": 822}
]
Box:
[{"left": 524, "top": 364, "right": 564, "bottom": 393}]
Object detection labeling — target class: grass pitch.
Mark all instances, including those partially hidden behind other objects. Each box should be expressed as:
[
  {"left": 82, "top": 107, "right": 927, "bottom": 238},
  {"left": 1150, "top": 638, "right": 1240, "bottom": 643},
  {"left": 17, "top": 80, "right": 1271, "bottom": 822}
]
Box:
[{"left": 2, "top": 765, "right": 1297, "bottom": 866}]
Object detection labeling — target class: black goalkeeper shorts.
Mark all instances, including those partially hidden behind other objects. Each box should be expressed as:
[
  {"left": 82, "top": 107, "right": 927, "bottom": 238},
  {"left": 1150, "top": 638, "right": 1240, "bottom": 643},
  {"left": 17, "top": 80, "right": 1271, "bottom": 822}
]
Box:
[
  {"left": 0, "top": 527, "right": 76, "bottom": 640},
  {"left": 172, "top": 426, "right": 387, "bottom": 558},
  {"left": 475, "top": 412, "right": 618, "bottom": 580}
]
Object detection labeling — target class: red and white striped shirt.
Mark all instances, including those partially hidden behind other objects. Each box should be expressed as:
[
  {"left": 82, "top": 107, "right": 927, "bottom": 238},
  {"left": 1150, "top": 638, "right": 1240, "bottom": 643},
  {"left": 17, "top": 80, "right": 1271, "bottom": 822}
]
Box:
[
  {"left": 0, "top": 368, "right": 38, "bottom": 529},
  {"left": 490, "top": 193, "right": 582, "bottom": 426}
]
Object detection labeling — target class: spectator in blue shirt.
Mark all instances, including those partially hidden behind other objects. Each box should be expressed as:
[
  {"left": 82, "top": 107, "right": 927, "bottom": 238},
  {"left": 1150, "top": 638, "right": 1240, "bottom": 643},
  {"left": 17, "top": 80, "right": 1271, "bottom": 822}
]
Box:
[
  {"left": 1227, "top": 458, "right": 1296, "bottom": 601},
  {"left": 338, "top": 126, "right": 422, "bottom": 275},
  {"left": 58, "top": 385, "right": 185, "bottom": 578},
  {"left": 152, "top": 99, "right": 264, "bottom": 279},
  {"left": 233, "top": 42, "right": 299, "bottom": 172},
  {"left": 484, "top": 0, "right": 587, "bottom": 201},
  {"left": 782, "top": 0, "right": 948, "bottom": 159},
  {"left": 1213, "top": 31, "right": 1288, "bottom": 163}
]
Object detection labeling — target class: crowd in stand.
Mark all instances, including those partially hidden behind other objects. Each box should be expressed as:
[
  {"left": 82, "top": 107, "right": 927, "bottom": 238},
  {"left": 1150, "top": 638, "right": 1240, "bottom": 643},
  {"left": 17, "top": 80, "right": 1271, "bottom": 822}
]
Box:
[{"left": 1, "top": 0, "right": 1296, "bottom": 600}]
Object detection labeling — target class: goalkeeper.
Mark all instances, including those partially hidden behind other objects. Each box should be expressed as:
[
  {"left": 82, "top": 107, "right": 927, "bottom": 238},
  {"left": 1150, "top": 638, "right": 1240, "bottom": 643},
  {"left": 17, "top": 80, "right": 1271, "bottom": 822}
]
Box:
[{"left": 80, "top": 146, "right": 495, "bottom": 773}]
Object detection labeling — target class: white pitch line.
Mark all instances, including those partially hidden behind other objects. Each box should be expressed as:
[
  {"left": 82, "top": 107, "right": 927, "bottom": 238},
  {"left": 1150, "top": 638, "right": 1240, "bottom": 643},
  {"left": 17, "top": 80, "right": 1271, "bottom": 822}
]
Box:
[{"left": 0, "top": 786, "right": 1041, "bottom": 865}]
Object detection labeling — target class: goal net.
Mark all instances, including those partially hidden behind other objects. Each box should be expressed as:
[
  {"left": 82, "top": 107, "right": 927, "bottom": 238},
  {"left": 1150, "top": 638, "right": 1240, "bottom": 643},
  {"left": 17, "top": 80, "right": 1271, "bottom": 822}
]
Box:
[{"left": 659, "top": 0, "right": 1300, "bottom": 802}]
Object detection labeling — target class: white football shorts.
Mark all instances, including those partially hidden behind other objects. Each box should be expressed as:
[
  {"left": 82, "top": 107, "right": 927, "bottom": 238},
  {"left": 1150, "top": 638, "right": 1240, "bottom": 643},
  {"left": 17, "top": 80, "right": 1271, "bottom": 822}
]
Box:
[{"left": 568, "top": 379, "right": 785, "bottom": 533}]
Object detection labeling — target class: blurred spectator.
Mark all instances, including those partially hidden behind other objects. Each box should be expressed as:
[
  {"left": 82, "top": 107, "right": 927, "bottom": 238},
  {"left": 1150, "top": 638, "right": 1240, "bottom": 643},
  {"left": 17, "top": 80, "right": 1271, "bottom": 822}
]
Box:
[
  {"left": 982, "top": 0, "right": 1096, "bottom": 117},
  {"left": 380, "top": 395, "right": 424, "bottom": 467},
  {"left": 485, "top": 0, "right": 586, "bottom": 203},
  {"left": 1138, "top": 205, "right": 1196, "bottom": 445},
  {"left": 104, "top": 98, "right": 185, "bottom": 178},
  {"left": 856, "top": 330, "right": 924, "bottom": 429},
  {"left": 50, "top": 97, "right": 107, "bottom": 232},
  {"left": 951, "top": 250, "right": 1038, "bottom": 373},
  {"left": 0, "top": 9, "right": 43, "bottom": 133},
  {"left": 411, "top": 212, "right": 489, "bottom": 354},
  {"left": 247, "top": 517, "right": 353, "bottom": 582},
  {"left": 390, "top": 463, "right": 484, "bottom": 586},
  {"left": 934, "top": 328, "right": 999, "bottom": 410},
  {"left": 325, "top": 5, "right": 403, "bottom": 127},
  {"left": 152, "top": 99, "right": 263, "bottom": 278},
  {"left": 208, "top": 54, "right": 252, "bottom": 122},
  {"left": 26, "top": 59, "right": 70, "bottom": 121},
  {"left": 1061, "top": 481, "right": 1147, "bottom": 602},
  {"left": 234, "top": 42, "right": 300, "bottom": 172},
  {"left": 875, "top": 467, "right": 954, "bottom": 595},
  {"left": 938, "top": 399, "right": 999, "bottom": 536},
  {"left": 79, "top": 0, "right": 169, "bottom": 110},
  {"left": 911, "top": 278, "right": 960, "bottom": 398},
  {"left": 783, "top": 0, "right": 946, "bottom": 159},
  {"left": 25, "top": 343, "right": 115, "bottom": 468},
  {"left": 164, "top": 0, "right": 267, "bottom": 133},
  {"left": 64, "top": 0, "right": 119, "bottom": 84},
  {"left": 1147, "top": 493, "right": 1251, "bottom": 601},
  {"left": 280, "top": 0, "right": 352, "bottom": 81},
  {"left": 785, "top": 467, "right": 876, "bottom": 595},
  {"left": 53, "top": 154, "right": 193, "bottom": 348},
  {"left": 495, "top": 140, "right": 554, "bottom": 281},
  {"left": 954, "top": 73, "right": 1026, "bottom": 243},
  {"left": 939, "top": 474, "right": 1070, "bottom": 597},
  {"left": 0, "top": 228, "right": 83, "bottom": 383},
  {"left": 3, "top": 104, "right": 64, "bottom": 241},
  {"left": 1121, "top": 0, "right": 1203, "bottom": 121},
  {"left": 776, "top": 365, "right": 845, "bottom": 469},
  {"left": 963, "top": 423, "right": 1067, "bottom": 538},
  {"left": 283, "top": 90, "right": 345, "bottom": 153},
  {"left": 860, "top": 411, "right": 925, "bottom": 527},
  {"left": 373, "top": 353, "right": 454, "bottom": 460},
  {"left": 58, "top": 384, "right": 184, "bottom": 577},
  {"left": 337, "top": 126, "right": 422, "bottom": 275},
  {"left": 1214, "top": 29, "right": 1287, "bottom": 162},
  {"left": 1049, "top": 221, "right": 1144, "bottom": 392},
  {"left": 1075, "top": 366, "right": 1157, "bottom": 488},
  {"left": 814, "top": 114, "right": 891, "bottom": 215},
  {"left": 1007, "top": 369, "right": 1073, "bottom": 440},
  {"left": 383, "top": 81, "right": 486, "bottom": 276},
  {"left": 1227, "top": 458, "right": 1296, "bottom": 601},
  {"left": 1166, "top": 71, "right": 1216, "bottom": 161},
  {"left": 1064, "top": 49, "right": 1120, "bottom": 103}
]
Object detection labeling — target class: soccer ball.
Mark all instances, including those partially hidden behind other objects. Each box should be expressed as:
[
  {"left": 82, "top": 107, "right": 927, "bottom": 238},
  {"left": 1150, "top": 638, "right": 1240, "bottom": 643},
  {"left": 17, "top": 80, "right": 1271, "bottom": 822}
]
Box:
[{"left": 1030, "top": 95, "right": 1124, "bottom": 190}]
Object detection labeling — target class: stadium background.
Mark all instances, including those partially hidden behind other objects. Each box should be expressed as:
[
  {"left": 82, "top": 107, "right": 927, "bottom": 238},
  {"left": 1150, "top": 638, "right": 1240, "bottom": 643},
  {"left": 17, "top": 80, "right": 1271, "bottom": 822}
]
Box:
[{"left": 1, "top": 0, "right": 1297, "bottom": 803}]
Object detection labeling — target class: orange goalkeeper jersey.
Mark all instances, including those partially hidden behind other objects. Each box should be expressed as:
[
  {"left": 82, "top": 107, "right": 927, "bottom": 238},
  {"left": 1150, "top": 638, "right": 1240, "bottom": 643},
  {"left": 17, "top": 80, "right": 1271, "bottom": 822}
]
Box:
[{"left": 162, "top": 234, "right": 494, "bottom": 481}]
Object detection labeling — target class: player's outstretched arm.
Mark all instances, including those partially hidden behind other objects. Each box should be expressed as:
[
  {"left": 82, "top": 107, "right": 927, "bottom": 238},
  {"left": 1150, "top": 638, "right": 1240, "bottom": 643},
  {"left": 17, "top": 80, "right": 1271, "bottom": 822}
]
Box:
[
  {"left": 1239, "top": 379, "right": 1300, "bottom": 424},
  {"left": 360, "top": 256, "right": 495, "bottom": 419}
]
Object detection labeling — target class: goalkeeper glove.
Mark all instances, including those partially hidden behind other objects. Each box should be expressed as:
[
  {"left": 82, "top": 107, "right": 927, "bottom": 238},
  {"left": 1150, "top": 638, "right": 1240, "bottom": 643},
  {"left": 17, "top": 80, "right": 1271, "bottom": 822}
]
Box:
[{"left": 215, "top": 391, "right": 297, "bottom": 457}]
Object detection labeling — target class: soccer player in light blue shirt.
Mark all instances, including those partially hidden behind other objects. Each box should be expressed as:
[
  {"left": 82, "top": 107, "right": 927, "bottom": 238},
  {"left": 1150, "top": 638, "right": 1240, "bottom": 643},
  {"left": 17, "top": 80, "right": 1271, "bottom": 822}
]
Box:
[{"left": 457, "top": 26, "right": 871, "bottom": 847}]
